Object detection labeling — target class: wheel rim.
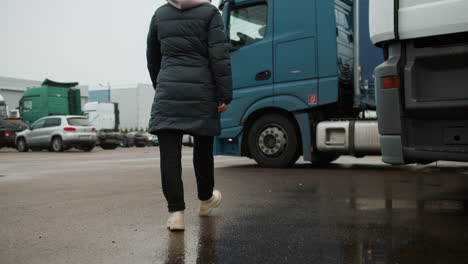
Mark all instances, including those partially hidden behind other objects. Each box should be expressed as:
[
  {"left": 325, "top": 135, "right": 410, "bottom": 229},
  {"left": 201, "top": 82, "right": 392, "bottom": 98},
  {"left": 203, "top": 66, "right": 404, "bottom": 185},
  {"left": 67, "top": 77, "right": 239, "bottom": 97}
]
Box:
[
  {"left": 53, "top": 138, "right": 61, "bottom": 151},
  {"left": 257, "top": 124, "right": 288, "bottom": 158}
]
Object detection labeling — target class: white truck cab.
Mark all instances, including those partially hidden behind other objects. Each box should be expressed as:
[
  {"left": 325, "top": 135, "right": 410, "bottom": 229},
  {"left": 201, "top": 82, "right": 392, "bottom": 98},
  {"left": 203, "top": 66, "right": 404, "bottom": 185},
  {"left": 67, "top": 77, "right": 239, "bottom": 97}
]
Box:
[
  {"left": 369, "top": 0, "right": 468, "bottom": 164},
  {"left": 370, "top": 0, "right": 468, "bottom": 44},
  {"left": 83, "top": 102, "right": 119, "bottom": 131},
  {"left": 83, "top": 102, "right": 122, "bottom": 149},
  {"left": 0, "top": 95, "right": 8, "bottom": 118}
]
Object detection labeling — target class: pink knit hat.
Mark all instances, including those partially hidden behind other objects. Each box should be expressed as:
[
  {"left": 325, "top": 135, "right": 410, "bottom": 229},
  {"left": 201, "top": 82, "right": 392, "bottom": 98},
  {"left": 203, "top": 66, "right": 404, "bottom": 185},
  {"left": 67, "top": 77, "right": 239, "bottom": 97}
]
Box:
[{"left": 167, "top": 0, "right": 212, "bottom": 10}]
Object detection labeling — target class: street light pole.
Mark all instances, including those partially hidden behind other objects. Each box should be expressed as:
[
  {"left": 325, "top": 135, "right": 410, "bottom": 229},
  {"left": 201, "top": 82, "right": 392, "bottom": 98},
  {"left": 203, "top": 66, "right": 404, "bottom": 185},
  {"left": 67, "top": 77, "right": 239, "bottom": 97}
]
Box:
[{"left": 107, "top": 82, "right": 111, "bottom": 102}]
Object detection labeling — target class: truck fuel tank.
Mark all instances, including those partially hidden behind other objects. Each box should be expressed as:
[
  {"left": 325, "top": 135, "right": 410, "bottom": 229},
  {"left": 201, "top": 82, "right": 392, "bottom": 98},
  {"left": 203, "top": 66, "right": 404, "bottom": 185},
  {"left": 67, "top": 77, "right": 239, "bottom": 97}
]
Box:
[{"left": 316, "top": 120, "right": 381, "bottom": 156}]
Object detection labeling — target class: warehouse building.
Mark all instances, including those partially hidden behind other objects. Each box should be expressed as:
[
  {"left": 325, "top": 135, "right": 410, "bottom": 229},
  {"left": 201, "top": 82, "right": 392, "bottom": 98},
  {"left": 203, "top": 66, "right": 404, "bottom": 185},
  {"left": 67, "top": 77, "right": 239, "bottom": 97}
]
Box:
[
  {"left": 89, "top": 83, "right": 154, "bottom": 130},
  {"left": 0, "top": 76, "right": 89, "bottom": 114}
]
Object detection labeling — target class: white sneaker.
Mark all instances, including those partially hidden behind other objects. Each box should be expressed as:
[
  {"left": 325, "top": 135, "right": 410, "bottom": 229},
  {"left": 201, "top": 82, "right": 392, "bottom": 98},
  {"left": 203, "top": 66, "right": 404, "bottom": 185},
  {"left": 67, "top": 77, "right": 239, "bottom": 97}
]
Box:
[
  {"left": 199, "top": 190, "right": 222, "bottom": 216},
  {"left": 167, "top": 211, "right": 185, "bottom": 231}
]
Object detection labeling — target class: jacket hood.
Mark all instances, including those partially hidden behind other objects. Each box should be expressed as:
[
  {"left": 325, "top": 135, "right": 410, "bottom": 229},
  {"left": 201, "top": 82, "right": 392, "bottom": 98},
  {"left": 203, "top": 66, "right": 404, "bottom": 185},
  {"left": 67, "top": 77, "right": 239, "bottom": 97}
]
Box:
[{"left": 167, "top": 0, "right": 211, "bottom": 10}]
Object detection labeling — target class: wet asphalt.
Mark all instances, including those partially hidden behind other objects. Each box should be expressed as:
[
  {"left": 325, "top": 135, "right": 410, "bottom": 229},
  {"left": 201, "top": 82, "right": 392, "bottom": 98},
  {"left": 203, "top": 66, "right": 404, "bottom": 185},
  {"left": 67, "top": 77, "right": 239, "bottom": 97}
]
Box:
[{"left": 0, "top": 147, "right": 467, "bottom": 264}]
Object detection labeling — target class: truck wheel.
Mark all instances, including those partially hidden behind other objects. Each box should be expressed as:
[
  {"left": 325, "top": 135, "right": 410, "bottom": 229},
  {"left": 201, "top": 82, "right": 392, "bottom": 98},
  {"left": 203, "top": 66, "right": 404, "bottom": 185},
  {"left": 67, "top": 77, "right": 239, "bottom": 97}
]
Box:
[
  {"left": 248, "top": 114, "right": 300, "bottom": 168},
  {"left": 120, "top": 138, "right": 128, "bottom": 148},
  {"left": 310, "top": 152, "right": 339, "bottom": 167},
  {"left": 82, "top": 145, "right": 95, "bottom": 152},
  {"left": 52, "top": 137, "right": 64, "bottom": 152},
  {"left": 101, "top": 144, "right": 117, "bottom": 150},
  {"left": 16, "top": 138, "right": 29, "bottom": 152}
]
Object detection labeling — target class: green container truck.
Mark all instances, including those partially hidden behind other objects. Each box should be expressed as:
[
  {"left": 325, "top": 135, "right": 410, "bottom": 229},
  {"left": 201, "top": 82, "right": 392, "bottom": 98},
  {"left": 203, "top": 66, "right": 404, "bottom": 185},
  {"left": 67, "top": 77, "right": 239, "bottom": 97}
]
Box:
[{"left": 19, "top": 79, "right": 82, "bottom": 124}]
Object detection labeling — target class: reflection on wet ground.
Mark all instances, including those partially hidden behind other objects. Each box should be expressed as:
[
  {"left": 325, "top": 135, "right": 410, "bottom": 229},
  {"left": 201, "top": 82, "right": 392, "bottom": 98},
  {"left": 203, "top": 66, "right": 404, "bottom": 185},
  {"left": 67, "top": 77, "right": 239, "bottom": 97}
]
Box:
[
  {"left": 163, "top": 162, "right": 468, "bottom": 264},
  {"left": 166, "top": 232, "right": 185, "bottom": 264}
]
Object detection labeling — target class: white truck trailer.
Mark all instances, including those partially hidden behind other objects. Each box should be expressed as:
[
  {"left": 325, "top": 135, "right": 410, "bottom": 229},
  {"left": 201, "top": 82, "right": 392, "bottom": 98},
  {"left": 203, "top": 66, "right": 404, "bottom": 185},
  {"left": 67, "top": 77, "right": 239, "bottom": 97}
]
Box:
[{"left": 83, "top": 102, "right": 123, "bottom": 150}]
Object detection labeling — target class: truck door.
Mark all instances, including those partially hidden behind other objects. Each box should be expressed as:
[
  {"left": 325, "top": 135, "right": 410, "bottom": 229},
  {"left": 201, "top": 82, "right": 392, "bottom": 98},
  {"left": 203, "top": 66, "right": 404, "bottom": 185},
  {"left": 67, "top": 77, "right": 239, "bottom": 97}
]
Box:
[
  {"left": 271, "top": 0, "right": 320, "bottom": 109},
  {"left": 222, "top": 1, "right": 272, "bottom": 128},
  {"left": 20, "top": 97, "right": 41, "bottom": 124}
]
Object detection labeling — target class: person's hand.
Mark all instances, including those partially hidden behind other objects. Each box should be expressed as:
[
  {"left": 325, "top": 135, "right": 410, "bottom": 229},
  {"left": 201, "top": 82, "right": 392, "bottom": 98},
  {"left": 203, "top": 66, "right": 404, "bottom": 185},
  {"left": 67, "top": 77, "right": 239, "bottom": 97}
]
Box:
[{"left": 218, "top": 103, "right": 228, "bottom": 113}]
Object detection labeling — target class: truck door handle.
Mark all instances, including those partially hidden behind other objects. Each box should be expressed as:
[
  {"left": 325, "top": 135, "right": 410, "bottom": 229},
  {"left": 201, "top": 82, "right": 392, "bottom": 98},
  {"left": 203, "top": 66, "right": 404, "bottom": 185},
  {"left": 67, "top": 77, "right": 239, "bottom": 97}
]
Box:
[{"left": 256, "top": 71, "right": 271, "bottom": 81}]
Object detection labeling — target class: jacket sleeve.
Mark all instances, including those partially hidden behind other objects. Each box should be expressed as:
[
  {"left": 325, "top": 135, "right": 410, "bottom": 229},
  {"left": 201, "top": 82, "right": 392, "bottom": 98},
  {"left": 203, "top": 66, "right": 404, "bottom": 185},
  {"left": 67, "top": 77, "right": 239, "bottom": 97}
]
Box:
[
  {"left": 146, "top": 15, "right": 162, "bottom": 90},
  {"left": 208, "top": 10, "right": 233, "bottom": 104}
]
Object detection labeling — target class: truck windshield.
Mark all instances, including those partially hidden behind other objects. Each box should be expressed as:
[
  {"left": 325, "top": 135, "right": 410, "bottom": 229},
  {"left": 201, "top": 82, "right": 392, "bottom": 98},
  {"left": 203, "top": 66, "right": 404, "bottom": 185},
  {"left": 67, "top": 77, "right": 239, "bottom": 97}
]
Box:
[
  {"left": 22, "top": 99, "right": 32, "bottom": 112},
  {"left": 67, "top": 118, "right": 92, "bottom": 126}
]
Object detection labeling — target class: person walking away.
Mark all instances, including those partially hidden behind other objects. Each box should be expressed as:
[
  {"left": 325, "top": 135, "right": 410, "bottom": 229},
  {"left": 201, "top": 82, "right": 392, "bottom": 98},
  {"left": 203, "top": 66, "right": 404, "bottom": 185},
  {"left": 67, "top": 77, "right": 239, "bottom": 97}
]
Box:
[{"left": 146, "top": 0, "right": 232, "bottom": 231}]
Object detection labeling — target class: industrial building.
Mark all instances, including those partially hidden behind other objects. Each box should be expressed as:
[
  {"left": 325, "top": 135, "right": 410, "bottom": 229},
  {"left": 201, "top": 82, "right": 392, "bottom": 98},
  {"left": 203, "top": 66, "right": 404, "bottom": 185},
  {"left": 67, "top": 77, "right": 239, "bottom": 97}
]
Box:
[
  {"left": 89, "top": 83, "right": 154, "bottom": 130},
  {"left": 0, "top": 76, "right": 89, "bottom": 114}
]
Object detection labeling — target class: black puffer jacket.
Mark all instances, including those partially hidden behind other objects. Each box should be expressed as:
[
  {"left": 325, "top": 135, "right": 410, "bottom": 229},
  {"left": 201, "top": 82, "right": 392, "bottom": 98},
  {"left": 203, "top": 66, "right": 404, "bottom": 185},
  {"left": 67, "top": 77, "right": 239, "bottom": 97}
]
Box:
[{"left": 147, "top": 3, "right": 232, "bottom": 136}]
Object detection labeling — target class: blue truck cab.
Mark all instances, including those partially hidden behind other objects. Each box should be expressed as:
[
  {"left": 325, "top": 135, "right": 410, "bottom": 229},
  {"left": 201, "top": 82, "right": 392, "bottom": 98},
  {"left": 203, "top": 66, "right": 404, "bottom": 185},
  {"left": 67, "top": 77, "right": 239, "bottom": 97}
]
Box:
[{"left": 214, "top": 0, "right": 382, "bottom": 167}]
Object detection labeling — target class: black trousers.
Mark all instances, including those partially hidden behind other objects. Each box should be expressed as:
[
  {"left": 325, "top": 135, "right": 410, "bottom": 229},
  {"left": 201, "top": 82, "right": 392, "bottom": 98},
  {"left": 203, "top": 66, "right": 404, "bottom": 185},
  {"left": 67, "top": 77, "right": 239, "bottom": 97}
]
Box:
[{"left": 158, "top": 130, "right": 215, "bottom": 212}]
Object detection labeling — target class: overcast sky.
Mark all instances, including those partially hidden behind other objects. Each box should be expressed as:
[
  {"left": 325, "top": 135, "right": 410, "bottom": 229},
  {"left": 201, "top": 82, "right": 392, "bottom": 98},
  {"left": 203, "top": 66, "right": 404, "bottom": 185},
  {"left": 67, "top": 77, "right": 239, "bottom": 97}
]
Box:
[{"left": 0, "top": 0, "right": 220, "bottom": 89}]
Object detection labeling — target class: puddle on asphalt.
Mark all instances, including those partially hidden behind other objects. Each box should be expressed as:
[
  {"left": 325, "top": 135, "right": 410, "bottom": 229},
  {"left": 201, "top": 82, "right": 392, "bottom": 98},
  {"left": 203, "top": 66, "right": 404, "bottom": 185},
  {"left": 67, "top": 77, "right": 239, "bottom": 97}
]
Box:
[
  {"left": 165, "top": 232, "right": 185, "bottom": 264},
  {"left": 346, "top": 198, "right": 465, "bottom": 212},
  {"left": 161, "top": 197, "right": 468, "bottom": 264},
  {"left": 163, "top": 217, "right": 219, "bottom": 264},
  {"left": 160, "top": 166, "right": 468, "bottom": 264}
]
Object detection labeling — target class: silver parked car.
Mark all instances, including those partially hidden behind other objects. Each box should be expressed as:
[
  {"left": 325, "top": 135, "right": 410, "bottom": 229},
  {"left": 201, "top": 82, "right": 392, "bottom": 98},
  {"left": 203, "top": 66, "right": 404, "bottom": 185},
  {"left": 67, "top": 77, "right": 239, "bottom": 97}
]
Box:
[{"left": 16, "top": 115, "right": 97, "bottom": 152}]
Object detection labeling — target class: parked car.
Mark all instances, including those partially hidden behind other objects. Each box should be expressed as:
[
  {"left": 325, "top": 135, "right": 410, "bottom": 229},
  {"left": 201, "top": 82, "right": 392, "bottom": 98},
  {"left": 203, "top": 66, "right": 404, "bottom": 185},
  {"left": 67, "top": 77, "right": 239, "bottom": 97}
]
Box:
[
  {"left": 144, "top": 132, "right": 159, "bottom": 147},
  {"left": 120, "top": 133, "right": 135, "bottom": 148},
  {"left": 0, "top": 117, "right": 28, "bottom": 149},
  {"left": 127, "top": 132, "right": 149, "bottom": 148},
  {"left": 15, "top": 116, "right": 97, "bottom": 152}
]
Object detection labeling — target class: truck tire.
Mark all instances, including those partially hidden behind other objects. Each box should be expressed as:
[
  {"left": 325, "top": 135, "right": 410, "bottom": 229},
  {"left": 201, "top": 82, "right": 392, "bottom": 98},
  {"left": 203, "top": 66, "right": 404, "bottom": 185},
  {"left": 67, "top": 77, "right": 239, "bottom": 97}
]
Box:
[
  {"left": 82, "top": 145, "right": 95, "bottom": 152},
  {"left": 310, "top": 152, "right": 339, "bottom": 167},
  {"left": 120, "top": 137, "right": 128, "bottom": 148},
  {"left": 52, "top": 137, "right": 64, "bottom": 152},
  {"left": 247, "top": 114, "right": 300, "bottom": 168},
  {"left": 16, "top": 138, "right": 29, "bottom": 152},
  {"left": 101, "top": 144, "right": 118, "bottom": 150}
]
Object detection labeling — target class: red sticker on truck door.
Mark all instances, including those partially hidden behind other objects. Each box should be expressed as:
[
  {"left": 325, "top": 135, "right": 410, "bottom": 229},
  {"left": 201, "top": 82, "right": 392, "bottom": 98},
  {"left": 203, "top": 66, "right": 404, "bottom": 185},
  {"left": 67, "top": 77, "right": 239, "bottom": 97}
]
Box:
[{"left": 308, "top": 95, "right": 318, "bottom": 105}]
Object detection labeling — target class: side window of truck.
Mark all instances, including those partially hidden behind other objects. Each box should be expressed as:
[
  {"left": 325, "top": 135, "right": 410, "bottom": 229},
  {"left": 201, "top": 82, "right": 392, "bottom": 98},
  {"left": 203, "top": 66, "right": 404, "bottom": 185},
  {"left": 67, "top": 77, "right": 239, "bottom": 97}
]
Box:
[{"left": 229, "top": 3, "right": 268, "bottom": 50}]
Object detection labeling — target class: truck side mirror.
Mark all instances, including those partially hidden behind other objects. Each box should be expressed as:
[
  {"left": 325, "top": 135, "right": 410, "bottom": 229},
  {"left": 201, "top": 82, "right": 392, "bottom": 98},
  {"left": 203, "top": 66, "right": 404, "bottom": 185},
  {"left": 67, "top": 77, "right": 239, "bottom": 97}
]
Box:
[{"left": 229, "top": 44, "right": 240, "bottom": 52}]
